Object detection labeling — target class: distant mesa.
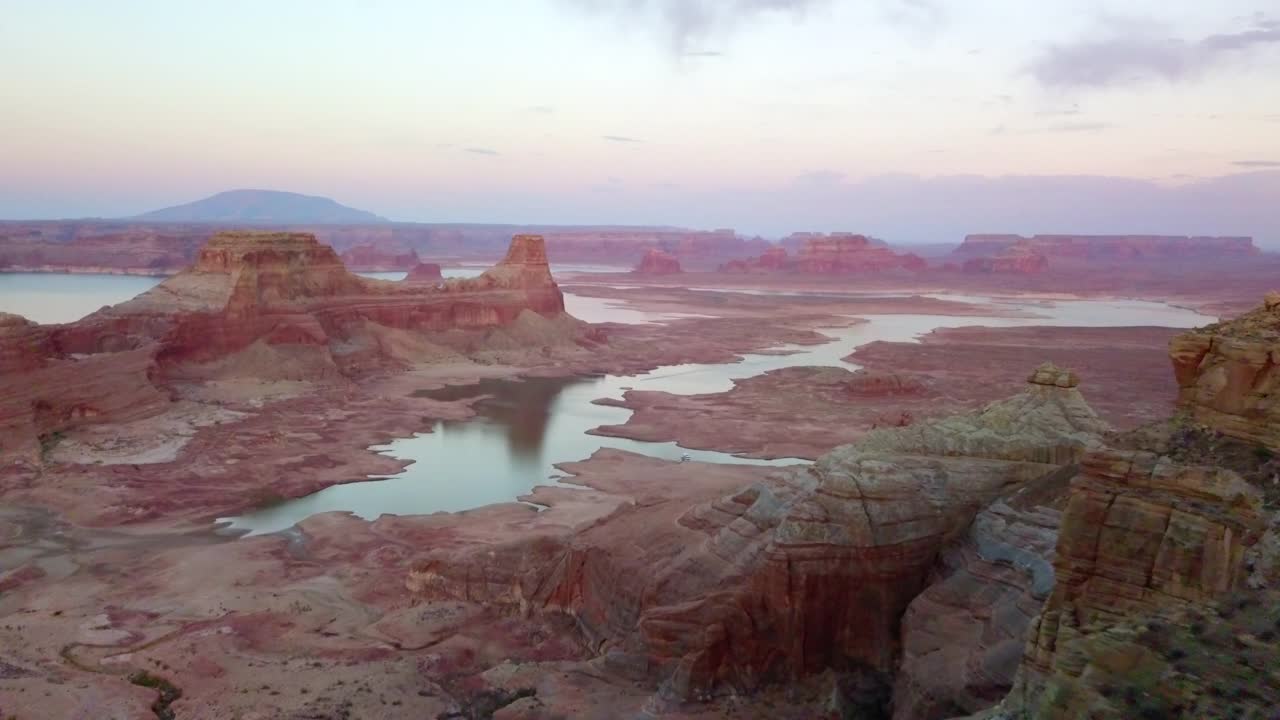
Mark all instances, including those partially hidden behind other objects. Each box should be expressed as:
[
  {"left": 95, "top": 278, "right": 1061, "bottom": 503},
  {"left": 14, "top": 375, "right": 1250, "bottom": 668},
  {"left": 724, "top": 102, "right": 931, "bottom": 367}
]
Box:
[
  {"left": 405, "top": 262, "right": 444, "bottom": 282},
  {"left": 340, "top": 242, "right": 420, "bottom": 271},
  {"left": 633, "top": 248, "right": 683, "bottom": 274},
  {"left": 721, "top": 233, "right": 924, "bottom": 274},
  {"left": 961, "top": 240, "right": 1050, "bottom": 274},
  {"left": 134, "top": 189, "right": 388, "bottom": 224}
]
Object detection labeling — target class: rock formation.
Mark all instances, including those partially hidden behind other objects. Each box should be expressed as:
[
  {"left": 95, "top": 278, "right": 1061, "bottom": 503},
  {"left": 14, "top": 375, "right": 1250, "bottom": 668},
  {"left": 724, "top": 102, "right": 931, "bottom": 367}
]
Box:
[
  {"left": 0, "top": 313, "right": 170, "bottom": 464},
  {"left": 0, "top": 232, "right": 576, "bottom": 464},
  {"left": 720, "top": 235, "right": 925, "bottom": 274},
  {"left": 633, "top": 248, "right": 683, "bottom": 275},
  {"left": 962, "top": 242, "right": 1049, "bottom": 274},
  {"left": 406, "top": 364, "right": 1107, "bottom": 704},
  {"left": 404, "top": 262, "right": 444, "bottom": 282},
  {"left": 960, "top": 298, "right": 1280, "bottom": 719},
  {"left": 795, "top": 235, "right": 926, "bottom": 273},
  {"left": 1169, "top": 292, "right": 1280, "bottom": 450},
  {"left": 720, "top": 246, "right": 789, "bottom": 272},
  {"left": 339, "top": 242, "right": 421, "bottom": 271}
]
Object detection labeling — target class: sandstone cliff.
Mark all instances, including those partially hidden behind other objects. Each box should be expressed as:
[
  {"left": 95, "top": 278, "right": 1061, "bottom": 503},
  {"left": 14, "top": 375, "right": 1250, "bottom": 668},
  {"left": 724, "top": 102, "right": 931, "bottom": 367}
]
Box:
[
  {"left": 1169, "top": 292, "right": 1280, "bottom": 450},
  {"left": 962, "top": 298, "right": 1280, "bottom": 720}
]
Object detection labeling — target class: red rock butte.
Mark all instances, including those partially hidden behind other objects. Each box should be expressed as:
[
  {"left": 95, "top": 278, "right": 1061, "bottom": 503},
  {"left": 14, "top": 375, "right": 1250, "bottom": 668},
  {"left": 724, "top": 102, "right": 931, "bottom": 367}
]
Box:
[
  {"left": 633, "top": 248, "right": 683, "bottom": 274},
  {"left": 0, "top": 231, "right": 573, "bottom": 463}
]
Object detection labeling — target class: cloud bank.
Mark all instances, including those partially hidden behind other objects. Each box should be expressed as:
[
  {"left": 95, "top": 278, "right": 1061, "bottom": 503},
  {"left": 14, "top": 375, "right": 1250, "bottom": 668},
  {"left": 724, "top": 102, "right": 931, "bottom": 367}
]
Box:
[{"left": 1030, "top": 15, "right": 1280, "bottom": 89}]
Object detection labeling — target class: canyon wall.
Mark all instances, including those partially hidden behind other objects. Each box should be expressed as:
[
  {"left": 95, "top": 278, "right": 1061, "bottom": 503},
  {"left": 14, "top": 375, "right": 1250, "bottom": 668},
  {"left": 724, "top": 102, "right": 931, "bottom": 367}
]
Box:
[
  {"left": 1169, "top": 292, "right": 1280, "bottom": 450},
  {"left": 971, "top": 294, "right": 1280, "bottom": 719}
]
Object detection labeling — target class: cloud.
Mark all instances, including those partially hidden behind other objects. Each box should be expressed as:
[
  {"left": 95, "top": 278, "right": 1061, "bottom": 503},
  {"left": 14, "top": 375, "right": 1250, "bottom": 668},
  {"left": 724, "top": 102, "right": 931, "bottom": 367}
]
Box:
[
  {"left": 681, "top": 50, "right": 724, "bottom": 57},
  {"left": 526, "top": 105, "right": 556, "bottom": 114},
  {"left": 602, "top": 135, "right": 644, "bottom": 143},
  {"left": 463, "top": 147, "right": 499, "bottom": 156},
  {"left": 564, "top": 0, "right": 830, "bottom": 55},
  {"left": 1233, "top": 159, "right": 1280, "bottom": 167},
  {"left": 1029, "top": 15, "right": 1280, "bottom": 89}
]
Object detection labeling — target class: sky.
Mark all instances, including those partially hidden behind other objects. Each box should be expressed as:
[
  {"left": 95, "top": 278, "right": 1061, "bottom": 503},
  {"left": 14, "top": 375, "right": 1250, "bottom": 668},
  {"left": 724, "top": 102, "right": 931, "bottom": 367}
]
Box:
[{"left": 1, "top": 0, "right": 1278, "bottom": 243}]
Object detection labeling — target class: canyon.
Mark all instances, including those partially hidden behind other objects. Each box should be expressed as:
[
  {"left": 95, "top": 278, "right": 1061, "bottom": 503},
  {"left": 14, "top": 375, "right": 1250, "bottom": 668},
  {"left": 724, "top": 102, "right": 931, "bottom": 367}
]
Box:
[{"left": 0, "top": 228, "right": 1276, "bottom": 718}]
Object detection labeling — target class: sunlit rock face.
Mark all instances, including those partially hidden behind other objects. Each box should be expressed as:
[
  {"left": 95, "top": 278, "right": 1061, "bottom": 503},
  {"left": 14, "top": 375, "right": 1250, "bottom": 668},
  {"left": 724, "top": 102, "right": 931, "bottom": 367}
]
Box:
[{"left": 1170, "top": 293, "right": 1280, "bottom": 451}]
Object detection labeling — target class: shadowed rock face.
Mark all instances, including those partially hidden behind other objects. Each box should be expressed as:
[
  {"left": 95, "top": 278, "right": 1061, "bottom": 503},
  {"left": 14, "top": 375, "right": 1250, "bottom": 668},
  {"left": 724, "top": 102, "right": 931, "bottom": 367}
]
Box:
[
  {"left": 406, "top": 366, "right": 1107, "bottom": 702},
  {"left": 0, "top": 232, "right": 574, "bottom": 464},
  {"left": 1170, "top": 293, "right": 1280, "bottom": 451}
]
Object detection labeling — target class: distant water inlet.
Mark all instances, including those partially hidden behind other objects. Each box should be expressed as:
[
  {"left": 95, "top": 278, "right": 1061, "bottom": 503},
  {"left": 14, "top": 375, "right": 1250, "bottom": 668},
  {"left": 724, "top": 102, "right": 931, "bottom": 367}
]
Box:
[{"left": 221, "top": 294, "right": 1217, "bottom": 535}]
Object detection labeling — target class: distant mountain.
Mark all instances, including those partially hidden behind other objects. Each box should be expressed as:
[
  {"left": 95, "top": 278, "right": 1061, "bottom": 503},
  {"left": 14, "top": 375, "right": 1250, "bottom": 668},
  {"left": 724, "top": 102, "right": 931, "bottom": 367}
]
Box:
[{"left": 134, "top": 189, "right": 387, "bottom": 224}]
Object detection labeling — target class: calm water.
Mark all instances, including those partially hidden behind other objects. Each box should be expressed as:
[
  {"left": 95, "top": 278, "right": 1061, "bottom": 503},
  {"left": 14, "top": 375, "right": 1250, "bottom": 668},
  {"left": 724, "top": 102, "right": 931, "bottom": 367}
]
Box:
[
  {"left": 0, "top": 273, "right": 1218, "bottom": 535},
  {"left": 0, "top": 273, "right": 163, "bottom": 324}
]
